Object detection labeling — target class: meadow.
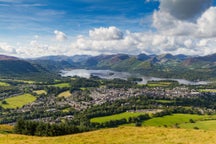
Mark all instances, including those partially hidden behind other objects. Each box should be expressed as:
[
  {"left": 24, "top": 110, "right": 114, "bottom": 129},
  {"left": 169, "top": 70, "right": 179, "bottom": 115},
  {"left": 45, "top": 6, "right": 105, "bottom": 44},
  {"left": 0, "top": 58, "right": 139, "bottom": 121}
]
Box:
[
  {"left": 0, "top": 94, "right": 36, "bottom": 109},
  {"left": 142, "top": 114, "right": 208, "bottom": 127},
  {"left": 146, "top": 81, "right": 172, "bottom": 87},
  {"left": 52, "top": 83, "right": 70, "bottom": 88},
  {"left": 198, "top": 89, "right": 216, "bottom": 93},
  {"left": 90, "top": 112, "right": 147, "bottom": 123},
  {"left": 0, "top": 81, "right": 10, "bottom": 86},
  {"left": 33, "top": 90, "right": 47, "bottom": 95},
  {"left": 1, "top": 126, "right": 216, "bottom": 144},
  {"left": 180, "top": 120, "right": 216, "bottom": 130},
  {"left": 57, "top": 90, "right": 71, "bottom": 98}
]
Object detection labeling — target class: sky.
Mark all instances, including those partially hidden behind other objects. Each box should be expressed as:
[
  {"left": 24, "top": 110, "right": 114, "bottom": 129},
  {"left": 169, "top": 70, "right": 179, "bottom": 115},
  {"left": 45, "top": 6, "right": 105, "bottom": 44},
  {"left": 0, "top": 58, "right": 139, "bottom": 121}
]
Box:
[{"left": 0, "top": 0, "right": 216, "bottom": 58}]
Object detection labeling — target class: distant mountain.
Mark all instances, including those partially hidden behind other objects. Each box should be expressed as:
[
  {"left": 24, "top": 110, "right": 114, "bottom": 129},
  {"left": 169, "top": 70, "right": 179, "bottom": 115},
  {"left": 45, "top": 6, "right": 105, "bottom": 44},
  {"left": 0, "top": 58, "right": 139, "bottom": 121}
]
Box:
[
  {"left": 2, "top": 53, "right": 216, "bottom": 81},
  {"left": 0, "top": 55, "right": 19, "bottom": 60},
  {"left": 0, "top": 55, "right": 57, "bottom": 81}
]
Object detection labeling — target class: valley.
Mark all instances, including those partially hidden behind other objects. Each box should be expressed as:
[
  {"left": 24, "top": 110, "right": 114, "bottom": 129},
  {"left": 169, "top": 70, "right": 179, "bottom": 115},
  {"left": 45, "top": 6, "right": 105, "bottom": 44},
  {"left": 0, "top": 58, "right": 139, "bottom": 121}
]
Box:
[{"left": 1, "top": 54, "right": 216, "bottom": 143}]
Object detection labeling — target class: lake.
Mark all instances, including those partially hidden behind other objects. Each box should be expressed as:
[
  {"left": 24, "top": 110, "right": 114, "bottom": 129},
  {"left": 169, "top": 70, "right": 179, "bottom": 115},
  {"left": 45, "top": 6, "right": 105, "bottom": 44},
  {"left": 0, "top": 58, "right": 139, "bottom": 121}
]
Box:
[{"left": 60, "top": 69, "right": 209, "bottom": 85}]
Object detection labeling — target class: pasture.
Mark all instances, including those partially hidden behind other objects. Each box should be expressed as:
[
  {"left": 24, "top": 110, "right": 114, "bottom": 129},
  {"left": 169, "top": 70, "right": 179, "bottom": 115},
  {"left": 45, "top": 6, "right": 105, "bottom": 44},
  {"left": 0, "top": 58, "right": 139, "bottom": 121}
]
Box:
[
  {"left": 57, "top": 90, "right": 71, "bottom": 98},
  {"left": 0, "top": 81, "right": 10, "bottom": 87},
  {"left": 33, "top": 90, "right": 47, "bottom": 95},
  {"left": 52, "top": 83, "right": 70, "bottom": 88},
  {"left": 0, "top": 94, "right": 36, "bottom": 109},
  {"left": 180, "top": 120, "right": 216, "bottom": 131},
  {"left": 90, "top": 112, "right": 147, "bottom": 123}
]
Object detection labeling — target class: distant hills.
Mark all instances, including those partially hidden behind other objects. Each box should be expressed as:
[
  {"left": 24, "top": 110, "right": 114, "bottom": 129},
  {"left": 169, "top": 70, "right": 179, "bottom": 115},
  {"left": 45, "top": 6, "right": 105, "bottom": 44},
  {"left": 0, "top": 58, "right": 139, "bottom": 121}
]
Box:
[
  {"left": 0, "top": 55, "right": 55, "bottom": 81},
  {"left": 1, "top": 53, "right": 216, "bottom": 81}
]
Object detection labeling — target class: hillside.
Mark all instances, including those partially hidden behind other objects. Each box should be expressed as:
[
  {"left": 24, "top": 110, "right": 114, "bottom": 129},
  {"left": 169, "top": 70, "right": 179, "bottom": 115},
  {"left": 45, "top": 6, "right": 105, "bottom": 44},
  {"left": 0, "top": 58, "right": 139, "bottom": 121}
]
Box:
[
  {"left": 1, "top": 126, "right": 216, "bottom": 144},
  {"left": 32, "top": 53, "right": 216, "bottom": 81},
  {"left": 1, "top": 53, "right": 216, "bottom": 81},
  {"left": 0, "top": 55, "right": 57, "bottom": 81}
]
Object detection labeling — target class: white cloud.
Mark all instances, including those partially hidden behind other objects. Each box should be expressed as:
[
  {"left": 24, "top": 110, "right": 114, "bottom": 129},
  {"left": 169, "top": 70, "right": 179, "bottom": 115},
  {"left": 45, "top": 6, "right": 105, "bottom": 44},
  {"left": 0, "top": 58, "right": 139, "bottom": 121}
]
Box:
[
  {"left": 89, "top": 26, "right": 123, "bottom": 40},
  {"left": 197, "top": 7, "right": 216, "bottom": 37},
  {"left": 153, "top": 0, "right": 216, "bottom": 38},
  {"left": 2, "top": 0, "right": 216, "bottom": 58},
  {"left": 0, "top": 42, "right": 16, "bottom": 54},
  {"left": 54, "top": 30, "right": 67, "bottom": 41}
]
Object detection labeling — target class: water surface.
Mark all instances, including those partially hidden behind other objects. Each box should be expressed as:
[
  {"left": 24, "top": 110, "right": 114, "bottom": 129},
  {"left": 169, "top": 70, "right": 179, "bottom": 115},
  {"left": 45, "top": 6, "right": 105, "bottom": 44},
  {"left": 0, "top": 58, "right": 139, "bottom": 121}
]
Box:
[{"left": 61, "top": 69, "right": 209, "bottom": 85}]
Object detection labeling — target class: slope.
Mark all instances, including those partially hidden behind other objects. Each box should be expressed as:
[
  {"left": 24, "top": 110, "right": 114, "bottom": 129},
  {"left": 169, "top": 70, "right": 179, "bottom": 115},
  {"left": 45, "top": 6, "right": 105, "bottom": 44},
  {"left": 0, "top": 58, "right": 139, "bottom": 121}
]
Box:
[{"left": 1, "top": 126, "right": 216, "bottom": 144}]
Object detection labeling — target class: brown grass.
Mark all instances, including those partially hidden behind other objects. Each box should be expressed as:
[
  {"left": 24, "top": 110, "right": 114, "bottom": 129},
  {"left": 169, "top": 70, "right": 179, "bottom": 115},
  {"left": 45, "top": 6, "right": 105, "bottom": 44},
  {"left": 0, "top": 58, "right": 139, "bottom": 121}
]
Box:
[{"left": 1, "top": 126, "right": 216, "bottom": 144}]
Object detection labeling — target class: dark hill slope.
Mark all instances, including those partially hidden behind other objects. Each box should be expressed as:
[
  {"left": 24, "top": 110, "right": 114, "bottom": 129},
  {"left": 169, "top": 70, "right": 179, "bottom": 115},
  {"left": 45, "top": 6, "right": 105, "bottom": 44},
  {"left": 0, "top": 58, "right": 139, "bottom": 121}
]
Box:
[{"left": 0, "top": 55, "right": 57, "bottom": 81}]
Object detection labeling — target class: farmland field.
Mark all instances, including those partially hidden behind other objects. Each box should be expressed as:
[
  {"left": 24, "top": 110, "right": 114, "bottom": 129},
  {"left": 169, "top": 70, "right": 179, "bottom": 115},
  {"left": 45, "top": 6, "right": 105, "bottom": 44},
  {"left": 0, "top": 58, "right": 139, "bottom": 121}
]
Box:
[
  {"left": 52, "top": 83, "right": 70, "bottom": 88},
  {"left": 1, "top": 126, "right": 216, "bottom": 144},
  {"left": 180, "top": 120, "right": 216, "bottom": 131},
  {"left": 199, "top": 89, "right": 216, "bottom": 93},
  {"left": 147, "top": 81, "right": 172, "bottom": 87},
  {"left": 33, "top": 90, "right": 47, "bottom": 95},
  {"left": 0, "top": 94, "right": 36, "bottom": 109},
  {"left": 90, "top": 112, "right": 147, "bottom": 123},
  {"left": 57, "top": 90, "right": 71, "bottom": 98},
  {"left": 0, "top": 81, "right": 10, "bottom": 86},
  {"left": 142, "top": 114, "right": 208, "bottom": 127}
]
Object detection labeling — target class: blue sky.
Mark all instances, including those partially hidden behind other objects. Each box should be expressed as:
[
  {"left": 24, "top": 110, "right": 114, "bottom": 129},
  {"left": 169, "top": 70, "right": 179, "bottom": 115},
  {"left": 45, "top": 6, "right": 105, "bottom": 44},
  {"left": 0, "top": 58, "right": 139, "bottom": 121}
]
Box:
[
  {"left": 0, "top": 0, "right": 216, "bottom": 57},
  {"left": 0, "top": 0, "right": 158, "bottom": 36}
]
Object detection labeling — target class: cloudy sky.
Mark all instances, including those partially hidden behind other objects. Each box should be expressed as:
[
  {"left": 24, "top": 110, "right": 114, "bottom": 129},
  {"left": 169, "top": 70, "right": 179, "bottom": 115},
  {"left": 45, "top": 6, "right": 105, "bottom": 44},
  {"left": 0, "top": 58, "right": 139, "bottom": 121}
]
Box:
[{"left": 0, "top": 0, "right": 216, "bottom": 57}]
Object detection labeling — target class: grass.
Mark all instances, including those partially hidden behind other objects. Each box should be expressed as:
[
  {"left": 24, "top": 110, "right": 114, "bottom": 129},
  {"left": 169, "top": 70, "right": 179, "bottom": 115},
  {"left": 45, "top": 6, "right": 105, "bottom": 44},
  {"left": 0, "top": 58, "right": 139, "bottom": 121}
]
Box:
[
  {"left": 155, "top": 100, "right": 174, "bottom": 103},
  {"left": 142, "top": 114, "right": 206, "bottom": 127},
  {"left": 147, "top": 81, "right": 172, "bottom": 87},
  {"left": 1, "top": 126, "right": 216, "bottom": 144},
  {"left": 0, "top": 94, "right": 36, "bottom": 109},
  {"left": 199, "top": 89, "right": 216, "bottom": 93},
  {"left": 90, "top": 112, "right": 146, "bottom": 123},
  {"left": 0, "top": 81, "right": 10, "bottom": 87},
  {"left": 52, "top": 83, "right": 70, "bottom": 88},
  {"left": 0, "top": 125, "right": 13, "bottom": 134},
  {"left": 33, "top": 90, "right": 47, "bottom": 95},
  {"left": 57, "top": 90, "right": 71, "bottom": 98},
  {"left": 180, "top": 120, "right": 216, "bottom": 131}
]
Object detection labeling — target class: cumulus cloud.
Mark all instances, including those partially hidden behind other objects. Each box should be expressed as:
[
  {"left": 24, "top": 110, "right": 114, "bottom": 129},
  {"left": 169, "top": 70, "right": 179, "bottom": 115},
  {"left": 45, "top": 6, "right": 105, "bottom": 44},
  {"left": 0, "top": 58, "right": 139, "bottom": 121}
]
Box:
[
  {"left": 153, "top": 0, "right": 216, "bottom": 38},
  {"left": 0, "top": 42, "right": 16, "bottom": 54},
  {"left": 54, "top": 30, "right": 67, "bottom": 41},
  {"left": 89, "top": 26, "right": 124, "bottom": 40},
  {"left": 197, "top": 7, "right": 216, "bottom": 37},
  {"left": 69, "top": 25, "right": 216, "bottom": 56},
  {"left": 159, "top": 0, "right": 212, "bottom": 20}
]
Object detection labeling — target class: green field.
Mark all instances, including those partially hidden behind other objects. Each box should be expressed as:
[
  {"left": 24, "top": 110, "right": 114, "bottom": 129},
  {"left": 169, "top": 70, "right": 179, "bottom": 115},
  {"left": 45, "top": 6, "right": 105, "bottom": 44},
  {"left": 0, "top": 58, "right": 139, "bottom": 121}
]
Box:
[
  {"left": 199, "top": 89, "right": 216, "bottom": 93},
  {"left": 142, "top": 114, "right": 207, "bottom": 127},
  {"left": 147, "top": 81, "right": 172, "bottom": 87},
  {"left": 33, "top": 90, "right": 47, "bottom": 95},
  {"left": 52, "top": 83, "right": 70, "bottom": 88},
  {"left": 90, "top": 112, "right": 146, "bottom": 123},
  {"left": 0, "top": 81, "right": 10, "bottom": 87},
  {"left": 1, "top": 126, "right": 216, "bottom": 144},
  {"left": 155, "top": 100, "right": 174, "bottom": 103},
  {"left": 0, "top": 94, "right": 36, "bottom": 109},
  {"left": 57, "top": 90, "right": 71, "bottom": 98},
  {"left": 181, "top": 120, "right": 216, "bottom": 131}
]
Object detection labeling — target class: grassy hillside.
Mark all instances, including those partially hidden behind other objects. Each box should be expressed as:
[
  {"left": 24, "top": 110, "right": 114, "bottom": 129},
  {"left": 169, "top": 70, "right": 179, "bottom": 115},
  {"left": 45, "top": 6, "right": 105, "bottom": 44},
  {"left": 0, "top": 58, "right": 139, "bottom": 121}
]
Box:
[
  {"left": 0, "top": 81, "right": 10, "bottom": 86},
  {"left": 0, "top": 94, "right": 36, "bottom": 109},
  {"left": 57, "top": 90, "right": 71, "bottom": 98},
  {"left": 1, "top": 126, "right": 216, "bottom": 144},
  {"left": 52, "top": 83, "right": 70, "bottom": 88},
  {"left": 90, "top": 112, "right": 146, "bottom": 123},
  {"left": 181, "top": 120, "right": 216, "bottom": 130},
  {"left": 142, "top": 114, "right": 207, "bottom": 127}
]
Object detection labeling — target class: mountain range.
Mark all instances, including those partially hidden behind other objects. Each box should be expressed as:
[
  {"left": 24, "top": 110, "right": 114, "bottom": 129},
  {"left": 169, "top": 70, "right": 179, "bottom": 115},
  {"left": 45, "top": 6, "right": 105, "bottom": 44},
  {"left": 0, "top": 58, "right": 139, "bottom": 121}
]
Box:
[{"left": 1, "top": 53, "right": 216, "bottom": 81}]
